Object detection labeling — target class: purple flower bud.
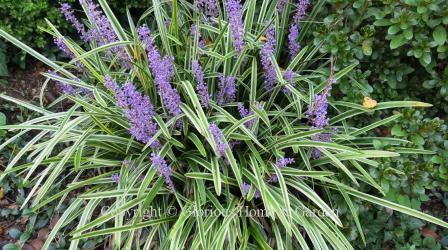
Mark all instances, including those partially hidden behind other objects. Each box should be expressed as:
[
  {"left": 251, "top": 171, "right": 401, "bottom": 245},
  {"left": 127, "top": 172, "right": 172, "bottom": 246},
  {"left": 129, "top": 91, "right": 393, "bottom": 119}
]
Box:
[
  {"left": 311, "top": 133, "right": 332, "bottom": 159},
  {"left": 60, "top": 3, "right": 89, "bottom": 42},
  {"left": 225, "top": 0, "right": 244, "bottom": 53},
  {"left": 192, "top": 60, "right": 209, "bottom": 108},
  {"left": 237, "top": 103, "right": 255, "bottom": 128},
  {"left": 104, "top": 75, "right": 160, "bottom": 148},
  {"left": 111, "top": 174, "right": 120, "bottom": 183},
  {"left": 191, "top": 25, "right": 205, "bottom": 49},
  {"left": 54, "top": 37, "right": 84, "bottom": 69},
  {"left": 150, "top": 153, "right": 175, "bottom": 192},
  {"left": 207, "top": 0, "right": 218, "bottom": 17},
  {"left": 293, "top": 0, "right": 311, "bottom": 24},
  {"left": 123, "top": 160, "right": 131, "bottom": 166},
  {"left": 276, "top": 157, "right": 295, "bottom": 168},
  {"left": 194, "top": 0, "right": 206, "bottom": 11},
  {"left": 277, "top": 0, "right": 288, "bottom": 12},
  {"left": 217, "top": 75, "right": 237, "bottom": 105},
  {"left": 138, "top": 25, "right": 182, "bottom": 116},
  {"left": 48, "top": 70, "right": 86, "bottom": 95},
  {"left": 306, "top": 65, "right": 336, "bottom": 129},
  {"left": 306, "top": 63, "right": 336, "bottom": 158},
  {"left": 190, "top": 24, "right": 205, "bottom": 49},
  {"left": 269, "top": 157, "right": 294, "bottom": 183},
  {"left": 209, "top": 123, "right": 226, "bottom": 156},
  {"left": 242, "top": 182, "right": 261, "bottom": 199},
  {"left": 261, "top": 25, "right": 277, "bottom": 91},
  {"left": 283, "top": 69, "right": 296, "bottom": 94},
  {"left": 81, "top": 0, "right": 117, "bottom": 45},
  {"left": 288, "top": 0, "right": 310, "bottom": 58},
  {"left": 288, "top": 24, "right": 301, "bottom": 58}
]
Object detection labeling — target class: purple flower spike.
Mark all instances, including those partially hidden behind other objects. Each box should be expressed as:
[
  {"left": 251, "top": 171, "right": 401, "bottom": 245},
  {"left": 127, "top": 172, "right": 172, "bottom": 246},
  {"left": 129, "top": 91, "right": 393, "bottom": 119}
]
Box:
[
  {"left": 192, "top": 60, "right": 209, "bottom": 108},
  {"left": 283, "top": 69, "right": 296, "bottom": 94},
  {"left": 190, "top": 25, "right": 205, "bottom": 49},
  {"left": 61, "top": 1, "right": 130, "bottom": 67},
  {"left": 242, "top": 182, "right": 261, "bottom": 199},
  {"left": 261, "top": 25, "right": 277, "bottom": 91},
  {"left": 138, "top": 25, "right": 182, "bottom": 116},
  {"left": 80, "top": 0, "right": 117, "bottom": 45},
  {"left": 225, "top": 0, "right": 244, "bottom": 53},
  {"left": 207, "top": 0, "right": 218, "bottom": 17},
  {"left": 237, "top": 103, "right": 255, "bottom": 128},
  {"left": 209, "top": 123, "right": 226, "bottom": 156},
  {"left": 104, "top": 75, "right": 119, "bottom": 92},
  {"left": 269, "top": 157, "right": 295, "bottom": 183},
  {"left": 293, "top": 0, "right": 311, "bottom": 24},
  {"left": 288, "top": 0, "right": 311, "bottom": 58},
  {"left": 104, "top": 75, "right": 160, "bottom": 148},
  {"left": 217, "top": 75, "right": 237, "bottom": 105},
  {"left": 194, "top": 0, "right": 206, "bottom": 11},
  {"left": 277, "top": 0, "right": 288, "bottom": 12},
  {"left": 311, "top": 133, "right": 332, "bottom": 159},
  {"left": 60, "top": 3, "right": 89, "bottom": 42},
  {"left": 306, "top": 62, "right": 336, "bottom": 158},
  {"left": 306, "top": 65, "right": 335, "bottom": 129},
  {"left": 150, "top": 154, "right": 175, "bottom": 192},
  {"left": 48, "top": 70, "right": 87, "bottom": 95},
  {"left": 288, "top": 24, "right": 301, "bottom": 58},
  {"left": 111, "top": 174, "right": 120, "bottom": 183},
  {"left": 276, "top": 157, "right": 295, "bottom": 168}
]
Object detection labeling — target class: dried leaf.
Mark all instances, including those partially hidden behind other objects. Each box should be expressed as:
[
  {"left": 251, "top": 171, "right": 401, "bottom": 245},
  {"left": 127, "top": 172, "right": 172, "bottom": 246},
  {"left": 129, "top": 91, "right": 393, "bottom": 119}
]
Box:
[
  {"left": 363, "top": 96, "right": 378, "bottom": 108},
  {"left": 421, "top": 228, "right": 439, "bottom": 239}
]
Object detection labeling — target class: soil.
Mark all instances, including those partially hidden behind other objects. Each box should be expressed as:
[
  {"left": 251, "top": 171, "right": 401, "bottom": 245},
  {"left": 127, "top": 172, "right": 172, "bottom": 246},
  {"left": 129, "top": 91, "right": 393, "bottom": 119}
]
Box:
[
  {"left": 0, "top": 61, "right": 59, "bottom": 118},
  {"left": 0, "top": 61, "right": 61, "bottom": 250}
]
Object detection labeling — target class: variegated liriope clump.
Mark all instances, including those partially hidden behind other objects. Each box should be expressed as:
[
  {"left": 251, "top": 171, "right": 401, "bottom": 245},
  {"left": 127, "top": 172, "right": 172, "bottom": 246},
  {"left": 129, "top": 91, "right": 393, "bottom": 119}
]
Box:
[{"left": 0, "top": 0, "right": 445, "bottom": 249}]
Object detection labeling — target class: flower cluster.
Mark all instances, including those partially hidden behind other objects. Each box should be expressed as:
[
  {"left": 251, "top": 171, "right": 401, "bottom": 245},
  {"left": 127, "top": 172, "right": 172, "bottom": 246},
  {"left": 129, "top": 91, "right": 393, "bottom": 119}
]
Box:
[
  {"left": 60, "top": 3, "right": 89, "bottom": 42},
  {"left": 242, "top": 182, "right": 261, "bottom": 199},
  {"left": 150, "top": 154, "right": 175, "bottom": 192},
  {"left": 207, "top": 0, "right": 218, "bottom": 17},
  {"left": 192, "top": 60, "right": 209, "bottom": 108},
  {"left": 104, "top": 75, "right": 160, "bottom": 148},
  {"left": 191, "top": 25, "right": 205, "bottom": 49},
  {"left": 54, "top": 37, "right": 84, "bottom": 69},
  {"left": 277, "top": 0, "right": 288, "bottom": 12},
  {"left": 48, "top": 70, "right": 90, "bottom": 95},
  {"left": 283, "top": 69, "right": 296, "bottom": 94},
  {"left": 225, "top": 0, "right": 244, "bottom": 53},
  {"left": 288, "top": 0, "right": 311, "bottom": 58},
  {"left": 269, "top": 158, "right": 295, "bottom": 183},
  {"left": 61, "top": 1, "right": 129, "bottom": 66},
  {"left": 217, "top": 75, "right": 236, "bottom": 105},
  {"left": 138, "top": 25, "right": 182, "bottom": 116},
  {"left": 209, "top": 123, "right": 226, "bottom": 156},
  {"left": 80, "top": 0, "right": 117, "bottom": 46},
  {"left": 238, "top": 103, "right": 255, "bottom": 129},
  {"left": 111, "top": 174, "right": 120, "bottom": 183},
  {"left": 306, "top": 63, "right": 336, "bottom": 158},
  {"left": 261, "top": 25, "right": 277, "bottom": 91},
  {"left": 310, "top": 133, "right": 332, "bottom": 159},
  {"left": 306, "top": 73, "right": 335, "bottom": 129},
  {"left": 195, "top": 0, "right": 218, "bottom": 17}
]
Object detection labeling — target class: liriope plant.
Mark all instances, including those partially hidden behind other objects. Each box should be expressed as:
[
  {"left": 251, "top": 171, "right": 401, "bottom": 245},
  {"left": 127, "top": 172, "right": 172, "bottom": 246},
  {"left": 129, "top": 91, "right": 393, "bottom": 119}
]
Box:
[{"left": 0, "top": 0, "right": 445, "bottom": 249}]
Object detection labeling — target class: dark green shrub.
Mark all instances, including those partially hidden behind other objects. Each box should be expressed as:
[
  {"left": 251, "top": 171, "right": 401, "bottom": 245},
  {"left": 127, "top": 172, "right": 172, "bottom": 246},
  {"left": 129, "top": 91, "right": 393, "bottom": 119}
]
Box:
[
  {"left": 0, "top": 0, "right": 77, "bottom": 71},
  {"left": 309, "top": 1, "right": 448, "bottom": 248},
  {"left": 0, "top": 0, "right": 151, "bottom": 74}
]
